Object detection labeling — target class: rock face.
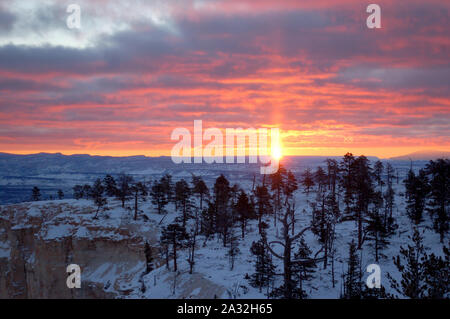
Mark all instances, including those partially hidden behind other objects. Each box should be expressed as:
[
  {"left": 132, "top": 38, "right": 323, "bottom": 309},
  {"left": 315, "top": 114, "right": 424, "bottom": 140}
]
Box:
[{"left": 0, "top": 200, "right": 158, "bottom": 298}]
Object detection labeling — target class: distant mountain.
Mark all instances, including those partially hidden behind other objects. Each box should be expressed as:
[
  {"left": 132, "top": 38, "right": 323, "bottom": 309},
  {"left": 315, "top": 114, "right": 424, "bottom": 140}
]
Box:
[{"left": 390, "top": 150, "right": 450, "bottom": 161}]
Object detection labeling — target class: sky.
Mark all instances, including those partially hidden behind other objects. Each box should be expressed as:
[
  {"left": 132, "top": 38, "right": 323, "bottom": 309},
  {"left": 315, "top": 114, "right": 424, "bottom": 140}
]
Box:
[{"left": 0, "top": 0, "right": 449, "bottom": 158}]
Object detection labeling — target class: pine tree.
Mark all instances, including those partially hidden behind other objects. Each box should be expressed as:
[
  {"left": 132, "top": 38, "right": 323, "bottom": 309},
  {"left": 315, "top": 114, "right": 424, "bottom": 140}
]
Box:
[
  {"left": 387, "top": 229, "right": 428, "bottom": 299},
  {"left": 404, "top": 168, "right": 429, "bottom": 225},
  {"left": 384, "top": 163, "right": 395, "bottom": 227},
  {"left": 235, "top": 190, "right": 254, "bottom": 239},
  {"left": 373, "top": 160, "right": 384, "bottom": 192},
  {"left": 227, "top": 227, "right": 240, "bottom": 271},
  {"left": 301, "top": 168, "right": 315, "bottom": 195},
  {"left": 91, "top": 178, "right": 107, "bottom": 219},
  {"left": 175, "top": 179, "right": 193, "bottom": 228},
  {"left": 191, "top": 175, "right": 209, "bottom": 211},
  {"left": 265, "top": 205, "right": 324, "bottom": 299},
  {"left": 144, "top": 242, "right": 155, "bottom": 274},
  {"left": 339, "top": 152, "right": 356, "bottom": 216},
  {"left": 131, "top": 181, "right": 148, "bottom": 220},
  {"left": 353, "top": 155, "right": 375, "bottom": 249},
  {"left": 214, "top": 175, "right": 232, "bottom": 247},
  {"left": 160, "top": 223, "right": 189, "bottom": 272},
  {"left": 254, "top": 185, "right": 272, "bottom": 234},
  {"left": 292, "top": 236, "right": 316, "bottom": 297},
  {"left": 73, "top": 185, "right": 84, "bottom": 200},
  {"left": 423, "top": 244, "right": 449, "bottom": 298},
  {"left": 325, "top": 159, "right": 339, "bottom": 196},
  {"left": 116, "top": 173, "right": 133, "bottom": 208},
  {"left": 160, "top": 174, "right": 174, "bottom": 203},
  {"left": 270, "top": 164, "right": 287, "bottom": 218},
  {"left": 283, "top": 170, "right": 298, "bottom": 204},
  {"left": 150, "top": 180, "right": 169, "bottom": 214},
  {"left": 365, "top": 191, "right": 390, "bottom": 262},
  {"left": 57, "top": 189, "right": 64, "bottom": 200},
  {"left": 342, "top": 240, "right": 362, "bottom": 299},
  {"left": 31, "top": 186, "right": 41, "bottom": 201},
  {"left": 425, "top": 159, "right": 449, "bottom": 242},
  {"left": 314, "top": 166, "right": 327, "bottom": 193},
  {"left": 249, "top": 240, "right": 276, "bottom": 294},
  {"left": 80, "top": 184, "right": 90, "bottom": 199},
  {"left": 103, "top": 174, "right": 118, "bottom": 197}
]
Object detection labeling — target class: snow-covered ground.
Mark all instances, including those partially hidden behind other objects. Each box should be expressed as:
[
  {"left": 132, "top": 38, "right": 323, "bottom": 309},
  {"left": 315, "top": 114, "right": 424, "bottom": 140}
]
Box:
[{"left": 0, "top": 157, "right": 446, "bottom": 299}]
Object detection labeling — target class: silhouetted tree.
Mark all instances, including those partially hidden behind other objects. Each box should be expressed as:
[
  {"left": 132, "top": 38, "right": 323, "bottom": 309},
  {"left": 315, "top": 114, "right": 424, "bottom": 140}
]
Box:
[
  {"left": 235, "top": 190, "right": 255, "bottom": 239},
  {"left": 116, "top": 174, "right": 133, "bottom": 208},
  {"left": 91, "top": 178, "right": 107, "bottom": 219},
  {"left": 103, "top": 174, "right": 118, "bottom": 197},
  {"left": 150, "top": 180, "right": 168, "bottom": 214},
  {"left": 425, "top": 159, "right": 450, "bottom": 242},
  {"left": 249, "top": 239, "right": 276, "bottom": 294},
  {"left": 191, "top": 175, "right": 209, "bottom": 211},
  {"left": 131, "top": 181, "right": 148, "bottom": 220},
  {"left": 31, "top": 186, "right": 41, "bottom": 201},
  {"left": 160, "top": 223, "right": 189, "bottom": 272},
  {"left": 404, "top": 168, "right": 429, "bottom": 225},
  {"left": 301, "top": 168, "right": 315, "bottom": 195}
]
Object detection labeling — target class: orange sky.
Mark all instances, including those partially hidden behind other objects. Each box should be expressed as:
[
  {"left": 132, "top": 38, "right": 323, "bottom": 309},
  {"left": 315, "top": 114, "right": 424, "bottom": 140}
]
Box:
[{"left": 0, "top": 0, "right": 448, "bottom": 159}]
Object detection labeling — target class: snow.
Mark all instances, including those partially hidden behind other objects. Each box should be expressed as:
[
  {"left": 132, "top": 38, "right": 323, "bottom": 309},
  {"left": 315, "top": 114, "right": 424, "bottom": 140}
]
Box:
[{"left": 0, "top": 158, "right": 447, "bottom": 299}]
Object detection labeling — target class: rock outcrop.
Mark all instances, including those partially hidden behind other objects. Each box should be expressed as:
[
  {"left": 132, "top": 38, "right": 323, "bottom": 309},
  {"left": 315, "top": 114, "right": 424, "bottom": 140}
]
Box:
[{"left": 0, "top": 200, "right": 158, "bottom": 298}]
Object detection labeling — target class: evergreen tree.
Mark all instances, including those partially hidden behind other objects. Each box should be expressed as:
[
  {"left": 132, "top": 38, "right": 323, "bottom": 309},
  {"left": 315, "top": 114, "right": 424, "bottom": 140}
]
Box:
[
  {"left": 31, "top": 186, "right": 41, "bottom": 201},
  {"left": 175, "top": 179, "right": 193, "bottom": 228},
  {"left": 325, "top": 159, "right": 339, "bottom": 196},
  {"left": 116, "top": 173, "right": 133, "bottom": 208},
  {"left": 91, "top": 178, "right": 107, "bottom": 219},
  {"left": 213, "top": 175, "right": 232, "bottom": 247},
  {"left": 249, "top": 240, "right": 276, "bottom": 294},
  {"left": 150, "top": 180, "right": 169, "bottom": 214},
  {"left": 82, "top": 184, "right": 91, "bottom": 199},
  {"left": 292, "top": 236, "right": 316, "bottom": 297},
  {"left": 342, "top": 240, "right": 362, "bottom": 299},
  {"left": 314, "top": 166, "right": 327, "bottom": 193},
  {"left": 387, "top": 229, "right": 428, "bottom": 299},
  {"left": 339, "top": 152, "right": 356, "bottom": 216},
  {"left": 283, "top": 170, "right": 298, "bottom": 204},
  {"left": 103, "top": 174, "right": 118, "bottom": 197},
  {"left": 160, "top": 174, "right": 174, "bottom": 203},
  {"left": 73, "top": 185, "right": 84, "bottom": 200},
  {"left": 422, "top": 244, "right": 449, "bottom": 299},
  {"left": 270, "top": 164, "right": 287, "bottom": 217},
  {"left": 365, "top": 191, "right": 390, "bottom": 262},
  {"left": 191, "top": 175, "right": 209, "bottom": 211},
  {"left": 254, "top": 185, "right": 272, "bottom": 234},
  {"left": 425, "top": 159, "right": 450, "bottom": 242},
  {"left": 384, "top": 163, "right": 395, "bottom": 227},
  {"left": 227, "top": 227, "right": 240, "bottom": 271},
  {"left": 57, "top": 189, "right": 64, "bottom": 200},
  {"left": 160, "top": 223, "right": 189, "bottom": 272},
  {"left": 235, "top": 190, "right": 255, "bottom": 239},
  {"left": 144, "top": 242, "right": 155, "bottom": 274},
  {"left": 349, "top": 156, "right": 375, "bottom": 248},
  {"left": 301, "top": 168, "right": 315, "bottom": 195},
  {"left": 404, "top": 168, "right": 429, "bottom": 225},
  {"left": 131, "top": 181, "right": 148, "bottom": 220},
  {"left": 373, "top": 160, "right": 384, "bottom": 192}
]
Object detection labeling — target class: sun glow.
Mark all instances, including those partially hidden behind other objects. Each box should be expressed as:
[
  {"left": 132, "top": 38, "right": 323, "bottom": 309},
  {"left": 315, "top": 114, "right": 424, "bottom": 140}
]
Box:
[{"left": 272, "top": 143, "right": 283, "bottom": 160}]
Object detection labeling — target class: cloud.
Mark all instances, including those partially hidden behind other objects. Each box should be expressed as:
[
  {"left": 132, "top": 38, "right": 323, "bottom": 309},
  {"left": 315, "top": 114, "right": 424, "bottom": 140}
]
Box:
[{"left": 0, "top": 0, "right": 448, "bottom": 156}]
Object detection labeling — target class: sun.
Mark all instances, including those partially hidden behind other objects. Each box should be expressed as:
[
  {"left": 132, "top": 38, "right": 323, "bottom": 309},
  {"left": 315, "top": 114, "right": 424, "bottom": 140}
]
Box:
[{"left": 272, "top": 143, "right": 283, "bottom": 160}]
